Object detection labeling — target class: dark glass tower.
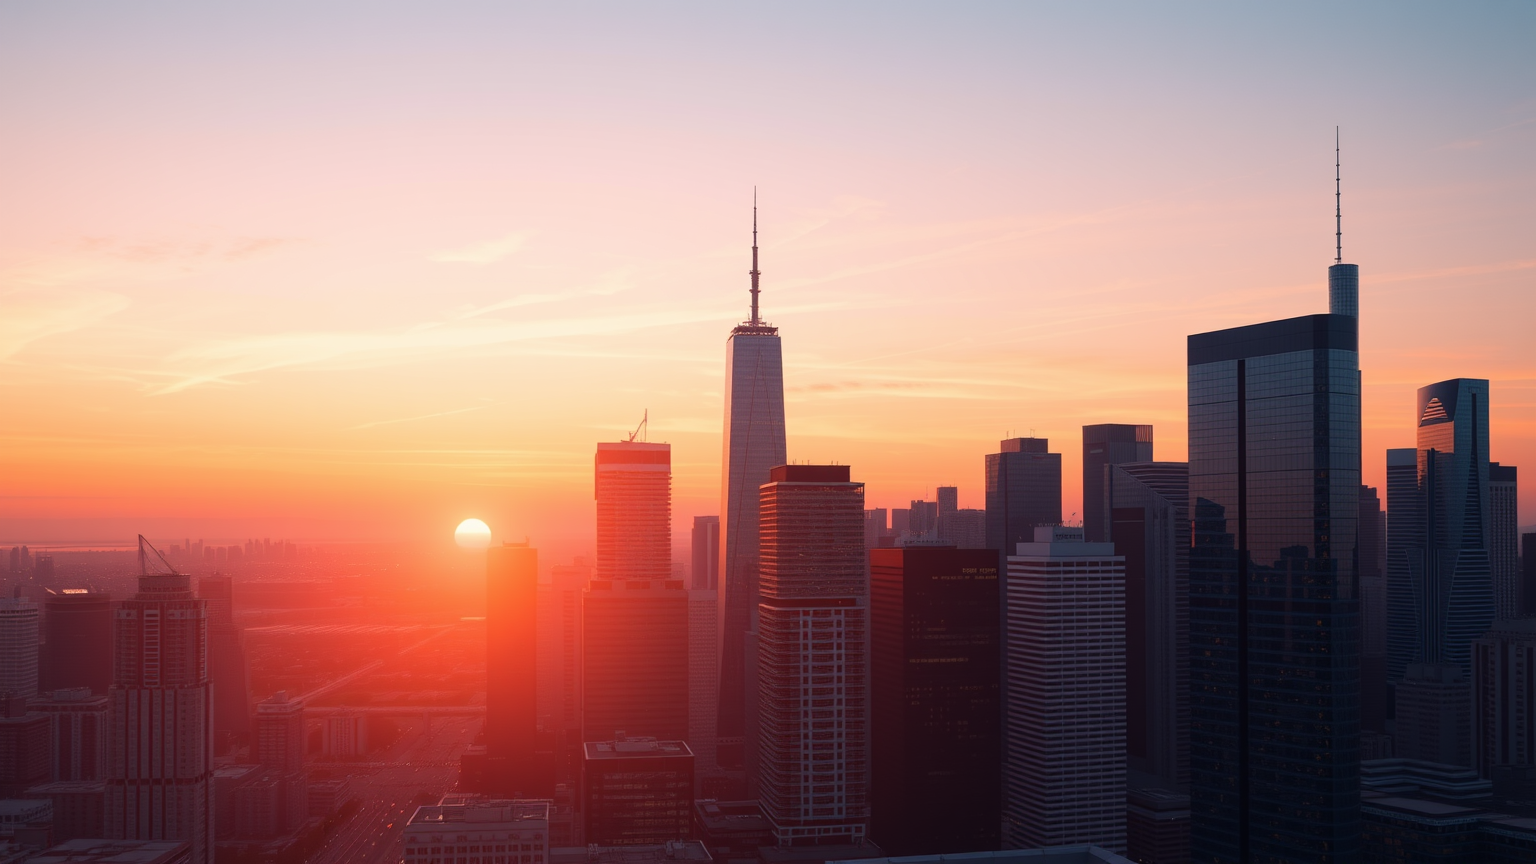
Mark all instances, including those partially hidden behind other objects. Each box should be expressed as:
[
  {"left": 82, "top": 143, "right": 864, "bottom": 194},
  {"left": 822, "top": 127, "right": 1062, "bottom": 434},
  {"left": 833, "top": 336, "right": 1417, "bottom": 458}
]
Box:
[
  {"left": 984, "top": 437, "right": 1062, "bottom": 556},
  {"left": 1187, "top": 314, "right": 1361, "bottom": 863},
  {"left": 1083, "top": 424, "right": 1153, "bottom": 543},
  {"left": 869, "top": 545, "right": 1000, "bottom": 855}
]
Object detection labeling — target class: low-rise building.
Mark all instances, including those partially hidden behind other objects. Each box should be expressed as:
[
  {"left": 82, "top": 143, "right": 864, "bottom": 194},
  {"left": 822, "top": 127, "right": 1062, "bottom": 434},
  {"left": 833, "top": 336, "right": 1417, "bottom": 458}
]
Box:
[
  {"left": 692, "top": 800, "right": 772, "bottom": 864},
  {"left": 549, "top": 841, "right": 712, "bottom": 864},
  {"left": 22, "top": 781, "right": 103, "bottom": 843},
  {"left": 24, "top": 839, "right": 190, "bottom": 864},
  {"left": 583, "top": 737, "right": 694, "bottom": 845},
  {"left": 403, "top": 797, "right": 550, "bottom": 864}
]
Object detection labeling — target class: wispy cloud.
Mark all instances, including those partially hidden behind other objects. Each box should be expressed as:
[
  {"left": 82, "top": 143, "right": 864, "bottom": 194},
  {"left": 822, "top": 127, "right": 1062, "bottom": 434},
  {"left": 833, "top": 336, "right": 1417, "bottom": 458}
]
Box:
[
  {"left": 431, "top": 233, "right": 529, "bottom": 264},
  {"left": 351, "top": 405, "right": 489, "bottom": 430},
  {"left": 0, "top": 289, "right": 129, "bottom": 359}
]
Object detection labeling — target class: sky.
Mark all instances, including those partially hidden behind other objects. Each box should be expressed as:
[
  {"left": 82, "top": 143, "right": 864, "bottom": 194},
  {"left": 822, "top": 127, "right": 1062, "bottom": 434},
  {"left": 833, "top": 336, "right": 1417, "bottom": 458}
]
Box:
[{"left": 2, "top": 2, "right": 1533, "bottom": 560}]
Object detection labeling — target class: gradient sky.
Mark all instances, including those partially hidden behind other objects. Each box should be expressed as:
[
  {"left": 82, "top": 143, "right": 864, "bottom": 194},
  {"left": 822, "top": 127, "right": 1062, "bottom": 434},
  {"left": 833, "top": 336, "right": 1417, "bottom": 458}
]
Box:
[{"left": 3, "top": 2, "right": 1533, "bottom": 560}]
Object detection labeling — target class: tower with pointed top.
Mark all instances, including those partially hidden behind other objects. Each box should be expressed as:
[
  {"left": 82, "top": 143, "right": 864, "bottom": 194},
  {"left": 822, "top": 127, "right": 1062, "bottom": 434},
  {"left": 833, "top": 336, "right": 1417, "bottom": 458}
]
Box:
[
  {"left": 716, "top": 197, "right": 788, "bottom": 784},
  {"left": 1329, "top": 127, "right": 1359, "bottom": 318}
]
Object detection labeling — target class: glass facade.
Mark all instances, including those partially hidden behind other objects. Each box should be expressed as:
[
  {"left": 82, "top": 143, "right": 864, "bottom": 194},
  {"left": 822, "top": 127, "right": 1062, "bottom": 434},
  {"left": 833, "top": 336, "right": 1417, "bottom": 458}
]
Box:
[{"left": 1187, "top": 314, "right": 1361, "bottom": 864}]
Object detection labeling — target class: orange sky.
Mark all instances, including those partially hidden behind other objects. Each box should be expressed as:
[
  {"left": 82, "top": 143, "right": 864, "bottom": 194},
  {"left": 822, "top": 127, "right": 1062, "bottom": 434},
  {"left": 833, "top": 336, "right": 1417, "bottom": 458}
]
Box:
[{"left": 2, "top": 4, "right": 1532, "bottom": 561}]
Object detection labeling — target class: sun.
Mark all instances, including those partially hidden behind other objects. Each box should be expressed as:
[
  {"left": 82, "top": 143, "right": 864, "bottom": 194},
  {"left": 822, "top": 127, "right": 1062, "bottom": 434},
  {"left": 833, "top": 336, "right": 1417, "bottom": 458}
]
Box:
[{"left": 454, "top": 518, "right": 492, "bottom": 549}]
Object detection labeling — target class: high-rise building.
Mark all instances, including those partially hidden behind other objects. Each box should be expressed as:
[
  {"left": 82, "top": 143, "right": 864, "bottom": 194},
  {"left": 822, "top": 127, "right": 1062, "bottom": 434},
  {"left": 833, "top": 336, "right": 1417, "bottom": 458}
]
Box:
[
  {"left": 0, "top": 693, "right": 49, "bottom": 796},
  {"left": 1386, "top": 447, "right": 1424, "bottom": 685},
  {"left": 717, "top": 207, "right": 788, "bottom": 776},
  {"left": 869, "top": 545, "right": 1000, "bottom": 855},
  {"left": 1083, "top": 424, "right": 1153, "bottom": 543},
  {"left": 1359, "top": 485, "right": 1390, "bottom": 733},
  {"left": 757, "top": 464, "right": 868, "bottom": 846},
  {"left": 1411, "top": 379, "right": 1496, "bottom": 676},
  {"left": 935, "top": 487, "right": 958, "bottom": 534},
  {"left": 1489, "top": 463, "right": 1519, "bottom": 621},
  {"left": 1187, "top": 313, "right": 1361, "bottom": 863},
  {"left": 1394, "top": 663, "right": 1472, "bottom": 767},
  {"left": 486, "top": 541, "right": 550, "bottom": 797},
  {"left": 1106, "top": 461, "right": 1188, "bottom": 789},
  {"left": 863, "top": 509, "right": 888, "bottom": 549},
  {"left": 1525, "top": 533, "right": 1536, "bottom": 616},
  {"left": 539, "top": 557, "right": 587, "bottom": 787},
  {"left": 984, "top": 438, "right": 1062, "bottom": 557},
  {"left": 0, "top": 596, "right": 39, "bottom": 698},
  {"left": 692, "top": 516, "right": 720, "bottom": 590},
  {"left": 583, "top": 577, "right": 689, "bottom": 743},
  {"left": 688, "top": 588, "right": 718, "bottom": 774},
  {"left": 596, "top": 441, "right": 672, "bottom": 583},
  {"left": 197, "top": 576, "right": 250, "bottom": 755},
  {"left": 1004, "top": 526, "right": 1126, "bottom": 853},
  {"left": 251, "top": 691, "right": 306, "bottom": 835},
  {"left": 1472, "top": 618, "right": 1535, "bottom": 780},
  {"left": 105, "top": 549, "right": 213, "bottom": 864},
  {"left": 32, "top": 687, "right": 108, "bottom": 782},
  {"left": 40, "top": 591, "right": 112, "bottom": 696},
  {"left": 582, "top": 737, "right": 695, "bottom": 845}
]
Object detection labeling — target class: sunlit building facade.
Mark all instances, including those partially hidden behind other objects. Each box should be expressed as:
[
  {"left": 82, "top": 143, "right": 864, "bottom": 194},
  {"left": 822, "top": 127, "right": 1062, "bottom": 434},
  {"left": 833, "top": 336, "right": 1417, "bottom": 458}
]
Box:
[{"left": 595, "top": 441, "right": 672, "bottom": 583}]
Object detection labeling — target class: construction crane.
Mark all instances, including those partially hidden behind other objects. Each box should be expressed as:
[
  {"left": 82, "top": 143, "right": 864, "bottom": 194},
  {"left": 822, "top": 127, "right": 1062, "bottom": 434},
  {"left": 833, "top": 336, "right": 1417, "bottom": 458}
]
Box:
[
  {"left": 137, "top": 534, "right": 179, "bottom": 576},
  {"left": 625, "top": 409, "right": 649, "bottom": 443}
]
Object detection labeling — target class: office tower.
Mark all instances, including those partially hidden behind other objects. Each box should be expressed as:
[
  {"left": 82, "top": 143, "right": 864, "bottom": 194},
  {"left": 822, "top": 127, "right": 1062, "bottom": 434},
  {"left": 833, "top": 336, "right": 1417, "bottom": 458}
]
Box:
[
  {"left": 1004, "top": 526, "right": 1126, "bottom": 853},
  {"left": 41, "top": 591, "right": 113, "bottom": 695},
  {"left": 0, "top": 596, "right": 39, "bottom": 698},
  {"left": 984, "top": 438, "right": 1062, "bottom": 557},
  {"left": 944, "top": 509, "right": 988, "bottom": 549},
  {"left": 403, "top": 799, "right": 550, "bottom": 864},
  {"left": 1525, "top": 534, "right": 1536, "bottom": 615},
  {"left": 1394, "top": 663, "right": 1472, "bottom": 767},
  {"left": 889, "top": 508, "right": 911, "bottom": 538},
  {"left": 869, "top": 545, "right": 1000, "bottom": 855},
  {"left": 582, "top": 736, "right": 695, "bottom": 845},
  {"left": 1106, "top": 461, "right": 1188, "bottom": 789},
  {"left": 248, "top": 691, "right": 306, "bottom": 835},
  {"left": 717, "top": 207, "right": 788, "bottom": 775},
  {"left": 596, "top": 441, "right": 672, "bottom": 583},
  {"left": 692, "top": 516, "right": 720, "bottom": 590},
  {"left": 688, "top": 588, "right": 719, "bottom": 773},
  {"left": 486, "top": 541, "right": 550, "bottom": 796},
  {"left": 583, "top": 577, "right": 689, "bottom": 743},
  {"left": 1386, "top": 447, "right": 1424, "bottom": 683},
  {"left": 863, "top": 509, "right": 888, "bottom": 549},
  {"left": 1125, "top": 788, "right": 1191, "bottom": 864},
  {"left": 0, "top": 693, "right": 49, "bottom": 796},
  {"left": 197, "top": 576, "right": 250, "bottom": 755},
  {"left": 908, "top": 499, "right": 939, "bottom": 537},
  {"left": 1490, "top": 463, "right": 1519, "bottom": 621},
  {"left": 1187, "top": 313, "right": 1361, "bottom": 863},
  {"left": 1472, "top": 618, "right": 1535, "bottom": 779},
  {"left": 105, "top": 543, "right": 213, "bottom": 864},
  {"left": 757, "top": 464, "right": 868, "bottom": 846},
  {"left": 1359, "top": 485, "right": 1390, "bottom": 733},
  {"left": 1083, "top": 424, "right": 1154, "bottom": 543},
  {"left": 33, "top": 687, "right": 108, "bottom": 781},
  {"left": 936, "top": 486, "right": 958, "bottom": 534},
  {"left": 540, "top": 557, "right": 588, "bottom": 785}
]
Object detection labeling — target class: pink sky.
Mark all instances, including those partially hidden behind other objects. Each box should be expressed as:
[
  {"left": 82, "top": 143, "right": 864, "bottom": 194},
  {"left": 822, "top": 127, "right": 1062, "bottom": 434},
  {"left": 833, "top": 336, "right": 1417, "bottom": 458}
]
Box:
[{"left": 2, "top": 3, "right": 1532, "bottom": 560}]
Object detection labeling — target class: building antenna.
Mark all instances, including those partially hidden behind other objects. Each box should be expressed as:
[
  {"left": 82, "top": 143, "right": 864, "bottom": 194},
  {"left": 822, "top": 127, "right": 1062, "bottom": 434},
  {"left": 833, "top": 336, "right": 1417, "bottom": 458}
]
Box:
[
  {"left": 749, "top": 188, "right": 761, "bottom": 325},
  {"left": 1335, "top": 126, "right": 1342, "bottom": 264}
]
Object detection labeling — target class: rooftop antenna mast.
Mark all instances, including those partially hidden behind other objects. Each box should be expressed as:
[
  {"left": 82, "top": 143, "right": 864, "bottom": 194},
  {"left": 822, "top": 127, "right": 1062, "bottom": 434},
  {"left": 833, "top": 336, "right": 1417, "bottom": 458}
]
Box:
[
  {"left": 749, "top": 188, "right": 761, "bottom": 325},
  {"left": 1335, "top": 126, "right": 1342, "bottom": 264},
  {"left": 626, "top": 409, "right": 649, "bottom": 443},
  {"left": 138, "top": 534, "right": 178, "bottom": 577}
]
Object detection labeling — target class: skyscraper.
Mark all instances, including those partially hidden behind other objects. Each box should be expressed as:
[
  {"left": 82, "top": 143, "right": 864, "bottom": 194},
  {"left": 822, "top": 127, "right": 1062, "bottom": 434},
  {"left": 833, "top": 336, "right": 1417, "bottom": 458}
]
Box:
[
  {"left": 32, "top": 687, "right": 108, "bottom": 781},
  {"left": 40, "top": 590, "right": 112, "bottom": 695},
  {"left": 717, "top": 205, "right": 788, "bottom": 775},
  {"left": 984, "top": 437, "right": 1062, "bottom": 557},
  {"left": 253, "top": 691, "right": 307, "bottom": 834},
  {"left": 198, "top": 576, "right": 250, "bottom": 755},
  {"left": 582, "top": 736, "right": 695, "bottom": 845},
  {"left": 757, "top": 464, "right": 868, "bottom": 846},
  {"left": 1004, "top": 526, "right": 1126, "bottom": 852},
  {"left": 596, "top": 440, "right": 672, "bottom": 582},
  {"left": 870, "top": 545, "right": 1000, "bottom": 855},
  {"left": 692, "top": 516, "right": 720, "bottom": 590},
  {"left": 1359, "top": 485, "right": 1389, "bottom": 733},
  {"left": 1106, "top": 461, "right": 1188, "bottom": 789},
  {"left": 0, "top": 596, "right": 39, "bottom": 698},
  {"left": 688, "top": 588, "right": 719, "bottom": 774},
  {"left": 486, "top": 541, "right": 550, "bottom": 796},
  {"left": 1187, "top": 313, "right": 1361, "bottom": 863},
  {"left": 106, "top": 539, "right": 214, "bottom": 864},
  {"left": 1489, "top": 463, "right": 1519, "bottom": 621},
  {"left": 1386, "top": 447, "right": 1423, "bottom": 684},
  {"left": 1472, "top": 618, "right": 1535, "bottom": 780},
  {"left": 1083, "top": 424, "right": 1153, "bottom": 543}
]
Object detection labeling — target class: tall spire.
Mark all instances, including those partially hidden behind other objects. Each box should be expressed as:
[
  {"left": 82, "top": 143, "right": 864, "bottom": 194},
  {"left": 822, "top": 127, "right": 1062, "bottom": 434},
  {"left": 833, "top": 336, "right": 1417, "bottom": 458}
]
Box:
[
  {"left": 1335, "top": 126, "right": 1342, "bottom": 264},
  {"left": 749, "top": 188, "right": 761, "bottom": 325}
]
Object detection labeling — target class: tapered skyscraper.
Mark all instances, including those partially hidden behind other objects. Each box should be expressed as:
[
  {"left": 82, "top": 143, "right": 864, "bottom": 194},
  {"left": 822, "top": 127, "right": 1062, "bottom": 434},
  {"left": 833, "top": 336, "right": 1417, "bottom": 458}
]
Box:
[{"left": 716, "top": 200, "right": 787, "bottom": 775}]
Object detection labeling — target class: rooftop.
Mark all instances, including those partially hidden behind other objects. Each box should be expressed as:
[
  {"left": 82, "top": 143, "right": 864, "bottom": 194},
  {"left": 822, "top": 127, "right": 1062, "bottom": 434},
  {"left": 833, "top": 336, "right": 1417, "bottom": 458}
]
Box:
[
  {"left": 843, "top": 848, "right": 1132, "bottom": 864},
  {"left": 550, "top": 841, "right": 712, "bottom": 864},
  {"left": 407, "top": 799, "right": 550, "bottom": 827},
  {"left": 584, "top": 737, "right": 693, "bottom": 760},
  {"left": 26, "top": 839, "right": 189, "bottom": 864}
]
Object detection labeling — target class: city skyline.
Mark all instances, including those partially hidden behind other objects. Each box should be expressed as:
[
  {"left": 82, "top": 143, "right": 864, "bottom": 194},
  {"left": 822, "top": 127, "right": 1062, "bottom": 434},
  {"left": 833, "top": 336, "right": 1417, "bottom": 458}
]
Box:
[{"left": 2, "top": 5, "right": 1533, "bottom": 560}]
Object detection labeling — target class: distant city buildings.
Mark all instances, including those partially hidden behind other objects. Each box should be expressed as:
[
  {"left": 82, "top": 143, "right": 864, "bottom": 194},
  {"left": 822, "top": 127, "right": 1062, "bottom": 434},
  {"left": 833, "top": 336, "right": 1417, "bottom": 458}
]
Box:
[
  {"left": 1004, "top": 526, "right": 1126, "bottom": 853},
  {"left": 0, "top": 595, "right": 39, "bottom": 699},
  {"left": 757, "top": 464, "right": 869, "bottom": 846},
  {"left": 105, "top": 554, "right": 214, "bottom": 864},
  {"left": 1187, "top": 313, "right": 1362, "bottom": 862},
  {"left": 869, "top": 545, "right": 1000, "bottom": 855},
  {"left": 692, "top": 516, "right": 720, "bottom": 591},
  {"left": 582, "top": 737, "right": 694, "bottom": 845}
]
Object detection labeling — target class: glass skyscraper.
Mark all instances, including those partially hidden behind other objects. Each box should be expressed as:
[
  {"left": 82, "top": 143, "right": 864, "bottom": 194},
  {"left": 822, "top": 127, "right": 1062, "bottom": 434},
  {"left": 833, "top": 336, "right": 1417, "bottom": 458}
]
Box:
[{"left": 1187, "top": 314, "right": 1361, "bottom": 863}]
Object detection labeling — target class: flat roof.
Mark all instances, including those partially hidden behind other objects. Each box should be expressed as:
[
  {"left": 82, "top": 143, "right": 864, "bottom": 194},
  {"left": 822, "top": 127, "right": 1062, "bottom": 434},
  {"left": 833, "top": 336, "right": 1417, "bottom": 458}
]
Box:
[
  {"left": 843, "top": 847, "right": 1133, "bottom": 864},
  {"left": 550, "top": 842, "right": 712, "bottom": 864},
  {"left": 407, "top": 799, "right": 550, "bottom": 827},
  {"left": 584, "top": 738, "right": 693, "bottom": 760}
]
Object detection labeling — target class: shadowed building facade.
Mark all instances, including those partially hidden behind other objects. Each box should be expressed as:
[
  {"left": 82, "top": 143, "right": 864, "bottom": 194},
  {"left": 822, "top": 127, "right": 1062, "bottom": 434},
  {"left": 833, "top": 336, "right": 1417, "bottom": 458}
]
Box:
[
  {"left": 1083, "top": 425, "right": 1153, "bottom": 543},
  {"left": 485, "top": 542, "right": 551, "bottom": 796},
  {"left": 869, "top": 545, "right": 1000, "bottom": 855},
  {"left": 41, "top": 591, "right": 113, "bottom": 696},
  {"left": 1187, "top": 314, "right": 1361, "bottom": 863}
]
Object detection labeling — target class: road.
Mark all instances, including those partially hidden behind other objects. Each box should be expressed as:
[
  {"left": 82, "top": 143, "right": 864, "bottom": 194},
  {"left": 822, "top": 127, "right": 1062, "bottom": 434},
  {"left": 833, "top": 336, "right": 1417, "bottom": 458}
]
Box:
[{"left": 306, "top": 714, "right": 479, "bottom": 864}]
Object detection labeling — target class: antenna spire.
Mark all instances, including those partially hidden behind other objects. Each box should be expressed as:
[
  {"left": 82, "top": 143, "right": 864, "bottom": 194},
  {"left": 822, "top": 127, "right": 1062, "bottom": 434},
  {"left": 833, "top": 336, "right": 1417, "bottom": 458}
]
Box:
[
  {"left": 1334, "top": 126, "right": 1342, "bottom": 264},
  {"left": 749, "top": 188, "right": 761, "bottom": 325}
]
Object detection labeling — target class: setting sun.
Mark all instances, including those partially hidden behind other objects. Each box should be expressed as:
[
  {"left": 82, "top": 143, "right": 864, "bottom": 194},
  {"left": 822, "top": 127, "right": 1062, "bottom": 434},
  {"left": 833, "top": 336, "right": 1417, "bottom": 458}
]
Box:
[{"left": 454, "top": 518, "right": 492, "bottom": 549}]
